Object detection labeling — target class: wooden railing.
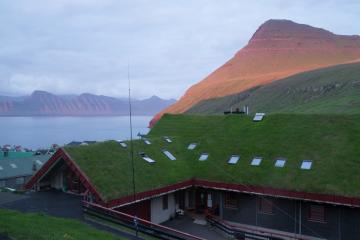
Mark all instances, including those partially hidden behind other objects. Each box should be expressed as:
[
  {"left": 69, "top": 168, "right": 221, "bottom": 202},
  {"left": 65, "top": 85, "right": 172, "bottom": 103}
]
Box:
[
  {"left": 206, "top": 213, "right": 323, "bottom": 240},
  {"left": 83, "top": 201, "right": 206, "bottom": 240}
]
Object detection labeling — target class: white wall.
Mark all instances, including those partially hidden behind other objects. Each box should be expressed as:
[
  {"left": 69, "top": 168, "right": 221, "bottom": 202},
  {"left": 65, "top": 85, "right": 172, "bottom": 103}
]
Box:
[{"left": 151, "top": 193, "right": 175, "bottom": 224}]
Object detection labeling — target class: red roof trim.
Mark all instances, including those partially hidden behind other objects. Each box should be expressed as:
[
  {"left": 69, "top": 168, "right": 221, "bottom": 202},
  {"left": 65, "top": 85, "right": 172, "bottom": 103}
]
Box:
[
  {"left": 25, "top": 148, "right": 105, "bottom": 205},
  {"left": 194, "top": 179, "right": 360, "bottom": 208},
  {"left": 25, "top": 149, "right": 63, "bottom": 189},
  {"left": 107, "top": 179, "right": 195, "bottom": 208}
]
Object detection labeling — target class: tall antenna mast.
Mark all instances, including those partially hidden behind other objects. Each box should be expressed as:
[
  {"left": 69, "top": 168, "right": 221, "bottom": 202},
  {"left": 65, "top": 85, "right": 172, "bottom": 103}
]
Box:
[{"left": 128, "top": 61, "right": 138, "bottom": 238}]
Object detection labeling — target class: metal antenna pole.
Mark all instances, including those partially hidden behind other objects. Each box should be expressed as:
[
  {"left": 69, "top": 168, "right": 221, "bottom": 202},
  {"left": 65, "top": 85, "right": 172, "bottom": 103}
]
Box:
[{"left": 128, "top": 61, "right": 138, "bottom": 238}]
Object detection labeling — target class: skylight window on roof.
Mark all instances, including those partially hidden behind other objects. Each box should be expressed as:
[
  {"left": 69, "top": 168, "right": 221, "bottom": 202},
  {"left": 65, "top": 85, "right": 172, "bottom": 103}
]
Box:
[
  {"left": 228, "top": 155, "right": 240, "bottom": 164},
  {"left": 199, "top": 153, "right": 209, "bottom": 161},
  {"left": 251, "top": 157, "right": 262, "bottom": 166},
  {"left": 253, "top": 113, "right": 266, "bottom": 122},
  {"left": 144, "top": 139, "right": 151, "bottom": 145},
  {"left": 139, "top": 152, "right": 155, "bottom": 163},
  {"left": 275, "top": 159, "right": 286, "bottom": 168},
  {"left": 163, "top": 150, "right": 176, "bottom": 161},
  {"left": 301, "top": 160, "right": 312, "bottom": 170},
  {"left": 164, "top": 137, "right": 172, "bottom": 143},
  {"left": 117, "top": 140, "right": 127, "bottom": 148},
  {"left": 0, "top": 166, "right": 3, "bottom": 170},
  {"left": 187, "top": 143, "right": 197, "bottom": 150},
  {"left": 10, "top": 163, "right": 17, "bottom": 169},
  {"left": 36, "top": 160, "right": 43, "bottom": 165}
]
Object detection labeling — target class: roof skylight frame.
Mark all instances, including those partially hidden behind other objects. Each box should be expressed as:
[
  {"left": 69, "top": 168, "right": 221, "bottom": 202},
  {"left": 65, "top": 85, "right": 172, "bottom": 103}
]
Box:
[
  {"left": 164, "top": 136, "right": 172, "bottom": 143},
  {"left": 0, "top": 166, "right": 3, "bottom": 170},
  {"left": 251, "top": 157, "right": 262, "bottom": 166},
  {"left": 300, "top": 160, "right": 313, "bottom": 170},
  {"left": 116, "top": 140, "right": 127, "bottom": 148},
  {"left": 253, "top": 113, "right": 266, "bottom": 122},
  {"left": 162, "top": 149, "right": 176, "bottom": 161},
  {"left": 139, "top": 152, "right": 156, "bottom": 164},
  {"left": 187, "top": 143, "right": 197, "bottom": 150},
  {"left": 36, "top": 160, "right": 43, "bottom": 165},
  {"left": 144, "top": 139, "right": 151, "bottom": 145},
  {"left": 275, "top": 158, "right": 286, "bottom": 168},
  {"left": 10, "top": 163, "right": 17, "bottom": 169},
  {"left": 228, "top": 155, "right": 240, "bottom": 164},
  {"left": 199, "top": 153, "right": 209, "bottom": 161}
]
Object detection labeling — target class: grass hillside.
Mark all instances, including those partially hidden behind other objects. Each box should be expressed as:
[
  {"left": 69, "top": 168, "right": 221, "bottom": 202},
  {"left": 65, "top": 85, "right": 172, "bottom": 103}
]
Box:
[
  {"left": 186, "top": 62, "right": 360, "bottom": 115},
  {"left": 0, "top": 209, "right": 124, "bottom": 240},
  {"left": 65, "top": 114, "right": 360, "bottom": 201}
]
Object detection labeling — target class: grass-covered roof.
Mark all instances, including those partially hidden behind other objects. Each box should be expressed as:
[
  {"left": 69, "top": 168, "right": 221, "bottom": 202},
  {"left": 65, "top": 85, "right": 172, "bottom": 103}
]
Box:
[{"left": 64, "top": 114, "right": 360, "bottom": 201}]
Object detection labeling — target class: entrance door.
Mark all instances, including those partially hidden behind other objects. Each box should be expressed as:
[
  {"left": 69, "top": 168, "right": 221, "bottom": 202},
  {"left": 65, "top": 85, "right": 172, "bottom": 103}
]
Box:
[{"left": 196, "top": 189, "right": 207, "bottom": 213}]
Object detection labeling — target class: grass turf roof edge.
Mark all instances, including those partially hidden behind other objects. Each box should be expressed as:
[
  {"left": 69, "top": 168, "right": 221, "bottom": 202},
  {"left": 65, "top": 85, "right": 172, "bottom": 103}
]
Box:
[{"left": 64, "top": 113, "right": 360, "bottom": 201}]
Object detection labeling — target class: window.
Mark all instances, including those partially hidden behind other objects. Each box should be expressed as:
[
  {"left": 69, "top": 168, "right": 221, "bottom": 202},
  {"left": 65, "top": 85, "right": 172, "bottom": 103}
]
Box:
[
  {"left": 16, "top": 177, "right": 24, "bottom": 185},
  {"left": 253, "top": 113, "right": 265, "bottom": 122},
  {"left": 258, "top": 198, "right": 274, "bottom": 214},
  {"left": 308, "top": 205, "right": 325, "bottom": 223},
  {"left": 142, "top": 156, "right": 156, "bottom": 163},
  {"left": 164, "top": 137, "right": 172, "bottom": 143},
  {"left": 228, "top": 155, "right": 240, "bottom": 164},
  {"left": 162, "top": 195, "right": 168, "bottom": 210},
  {"left": 0, "top": 166, "right": 3, "bottom": 170},
  {"left": 10, "top": 163, "right": 17, "bottom": 169},
  {"left": 144, "top": 139, "right": 151, "bottom": 145},
  {"left": 251, "top": 157, "right": 262, "bottom": 166},
  {"left": 162, "top": 150, "right": 176, "bottom": 160},
  {"left": 275, "top": 159, "right": 286, "bottom": 168},
  {"left": 301, "top": 160, "right": 312, "bottom": 170},
  {"left": 224, "top": 192, "right": 238, "bottom": 209},
  {"left": 199, "top": 153, "right": 209, "bottom": 161},
  {"left": 139, "top": 152, "right": 155, "bottom": 163},
  {"left": 117, "top": 141, "right": 127, "bottom": 148},
  {"left": 0, "top": 180, "right": 5, "bottom": 188},
  {"left": 188, "top": 143, "right": 197, "bottom": 150}
]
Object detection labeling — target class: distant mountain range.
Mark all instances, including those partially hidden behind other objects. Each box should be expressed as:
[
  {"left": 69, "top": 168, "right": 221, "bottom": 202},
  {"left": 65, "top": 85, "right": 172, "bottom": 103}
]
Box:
[
  {"left": 0, "top": 91, "right": 176, "bottom": 116},
  {"left": 151, "top": 19, "right": 360, "bottom": 126}
]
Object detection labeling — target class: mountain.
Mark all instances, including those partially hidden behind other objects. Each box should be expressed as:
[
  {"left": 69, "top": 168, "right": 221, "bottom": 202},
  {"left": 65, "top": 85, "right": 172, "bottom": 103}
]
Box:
[
  {"left": 186, "top": 62, "right": 360, "bottom": 115},
  {"left": 0, "top": 91, "right": 176, "bottom": 116},
  {"left": 150, "top": 19, "right": 360, "bottom": 126}
]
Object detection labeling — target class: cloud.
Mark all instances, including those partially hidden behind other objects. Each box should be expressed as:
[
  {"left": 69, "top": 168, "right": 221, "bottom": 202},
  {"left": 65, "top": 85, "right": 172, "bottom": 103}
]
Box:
[{"left": 0, "top": 0, "right": 359, "bottom": 98}]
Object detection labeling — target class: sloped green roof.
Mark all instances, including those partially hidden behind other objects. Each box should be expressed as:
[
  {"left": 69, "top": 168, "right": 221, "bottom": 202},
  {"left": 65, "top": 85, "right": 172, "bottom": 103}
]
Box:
[{"left": 65, "top": 114, "right": 360, "bottom": 201}]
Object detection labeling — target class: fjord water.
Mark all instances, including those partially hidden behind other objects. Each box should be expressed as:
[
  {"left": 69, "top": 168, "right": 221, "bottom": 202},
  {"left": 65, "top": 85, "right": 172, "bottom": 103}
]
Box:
[{"left": 0, "top": 116, "right": 151, "bottom": 149}]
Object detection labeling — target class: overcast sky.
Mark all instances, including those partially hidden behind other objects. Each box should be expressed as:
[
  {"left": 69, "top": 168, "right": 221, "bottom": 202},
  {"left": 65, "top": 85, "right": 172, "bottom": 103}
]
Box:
[{"left": 0, "top": 0, "right": 359, "bottom": 99}]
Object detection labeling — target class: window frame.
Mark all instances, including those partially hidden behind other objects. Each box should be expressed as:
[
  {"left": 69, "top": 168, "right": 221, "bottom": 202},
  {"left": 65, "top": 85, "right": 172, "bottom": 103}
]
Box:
[
  {"left": 258, "top": 198, "right": 274, "bottom": 215},
  {"left": 15, "top": 177, "right": 24, "bottom": 185},
  {"left": 308, "top": 204, "right": 326, "bottom": 223},
  {"left": 224, "top": 192, "right": 238, "bottom": 209}
]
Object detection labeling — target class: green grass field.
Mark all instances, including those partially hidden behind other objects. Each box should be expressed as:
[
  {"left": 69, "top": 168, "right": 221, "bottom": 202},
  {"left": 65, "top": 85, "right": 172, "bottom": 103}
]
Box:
[
  {"left": 187, "top": 62, "right": 360, "bottom": 115},
  {"left": 0, "top": 209, "right": 124, "bottom": 240},
  {"left": 65, "top": 113, "right": 360, "bottom": 202}
]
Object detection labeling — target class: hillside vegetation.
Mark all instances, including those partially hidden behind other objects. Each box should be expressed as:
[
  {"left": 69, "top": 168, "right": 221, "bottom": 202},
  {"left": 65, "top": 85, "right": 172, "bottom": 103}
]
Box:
[
  {"left": 66, "top": 114, "right": 360, "bottom": 201},
  {"left": 151, "top": 20, "right": 360, "bottom": 126},
  {"left": 187, "top": 62, "right": 360, "bottom": 115}
]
